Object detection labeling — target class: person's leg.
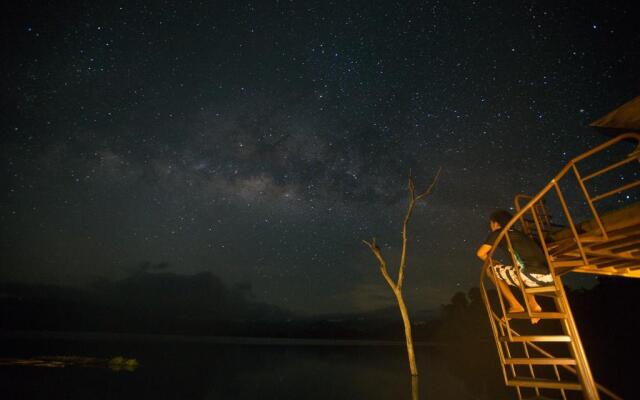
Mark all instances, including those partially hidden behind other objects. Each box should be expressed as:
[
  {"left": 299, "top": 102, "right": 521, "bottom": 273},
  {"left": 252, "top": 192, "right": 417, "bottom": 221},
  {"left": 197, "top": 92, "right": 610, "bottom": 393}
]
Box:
[
  {"left": 519, "top": 271, "right": 547, "bottom": 319},
  {"left": 487, "top": 265, "right": 523, "bottom": 312},
  {"left": 524, "top": 294, "right": 542, "bottom": 324},
  {"left": 525, "top": 294, "right": 542, "bottom": 312},
  {"left": 496, "top": 277, "right": 524, "bottom": 312}
]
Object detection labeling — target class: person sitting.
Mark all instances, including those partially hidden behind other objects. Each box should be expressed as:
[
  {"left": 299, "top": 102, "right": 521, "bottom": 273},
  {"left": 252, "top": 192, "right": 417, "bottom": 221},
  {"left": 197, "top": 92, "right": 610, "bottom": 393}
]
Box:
[{"left": 476, "top": 209, "right": 554, "bottom": 323}]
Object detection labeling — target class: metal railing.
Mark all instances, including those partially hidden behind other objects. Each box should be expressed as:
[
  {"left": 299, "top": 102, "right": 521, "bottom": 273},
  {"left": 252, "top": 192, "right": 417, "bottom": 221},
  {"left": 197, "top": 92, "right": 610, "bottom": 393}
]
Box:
[
  {"left": 514, "top": 194, "right": 552, "bottom": 237},
  {"left": 480, "top": 132, "right": 640, "bottom": 399},
  {"left": 489, "top": 311, "right": 623, "bottom": 400}
]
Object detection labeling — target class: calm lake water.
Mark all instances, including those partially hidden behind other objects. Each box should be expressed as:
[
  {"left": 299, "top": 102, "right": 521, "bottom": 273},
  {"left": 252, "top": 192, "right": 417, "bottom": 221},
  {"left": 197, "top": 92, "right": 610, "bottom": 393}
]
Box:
[{"left": 0, "top": 332, "right": 492, "bottom": 400}]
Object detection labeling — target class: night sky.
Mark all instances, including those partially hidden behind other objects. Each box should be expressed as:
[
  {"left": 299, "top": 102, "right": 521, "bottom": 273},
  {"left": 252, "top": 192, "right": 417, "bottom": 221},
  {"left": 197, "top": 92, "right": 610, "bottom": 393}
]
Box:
[{"left": 2, "top": 1, "right": 639, "bottom": 316}]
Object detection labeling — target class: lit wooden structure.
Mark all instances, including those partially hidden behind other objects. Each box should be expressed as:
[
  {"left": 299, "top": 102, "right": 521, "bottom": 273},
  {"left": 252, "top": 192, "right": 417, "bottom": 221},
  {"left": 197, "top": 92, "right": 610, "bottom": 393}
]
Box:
[{"left": 480, "top": 98, "right": 640, "bottom": 400}]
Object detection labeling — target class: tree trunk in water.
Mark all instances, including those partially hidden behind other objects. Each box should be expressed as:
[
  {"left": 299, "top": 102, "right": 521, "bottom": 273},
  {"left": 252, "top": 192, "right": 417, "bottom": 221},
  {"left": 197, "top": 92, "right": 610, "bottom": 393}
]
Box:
[
  {"left": 394, "top": 288, "right": 418, "bottom": 376},
  {"left": 363, "top": 169, "right": 441, "bottom": 378},
  {"left": 411, "top": 376, "right": 419, "bottom": 400}
]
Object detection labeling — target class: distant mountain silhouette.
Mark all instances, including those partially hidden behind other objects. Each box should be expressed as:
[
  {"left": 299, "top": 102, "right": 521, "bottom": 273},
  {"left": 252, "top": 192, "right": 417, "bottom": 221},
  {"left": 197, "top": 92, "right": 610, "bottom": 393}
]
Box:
[
  {"left": 0, "top": 269, "right": 288, "bottom": 336},
  {"left": 0, "top": 265, "right": 441, "bottom": 340}
]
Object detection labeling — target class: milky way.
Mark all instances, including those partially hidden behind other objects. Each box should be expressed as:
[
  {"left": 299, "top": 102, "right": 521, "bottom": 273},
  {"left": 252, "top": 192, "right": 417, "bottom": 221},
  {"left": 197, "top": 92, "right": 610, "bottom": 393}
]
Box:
[{"left": 1, "top": 1, "right": 638, "bottom": 314}]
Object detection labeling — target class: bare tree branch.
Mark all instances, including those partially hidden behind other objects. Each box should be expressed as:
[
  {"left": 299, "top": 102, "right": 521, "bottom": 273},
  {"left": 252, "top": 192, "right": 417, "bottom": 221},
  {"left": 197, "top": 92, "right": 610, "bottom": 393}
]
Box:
[
  {"left": 407, "top": 169, "right": 416, "bottom": 200},
  {"left": 361, "top": 167, "right": 442, "bottom": 377},
  {"left": 398, "top": 167, "right": 442, "bottom": 289},
  {"left": 363, "top": 239, "right": 396, "bottom": 291},
  {"left": 415, "top": 166, "right": 442, "bottom": 201}
]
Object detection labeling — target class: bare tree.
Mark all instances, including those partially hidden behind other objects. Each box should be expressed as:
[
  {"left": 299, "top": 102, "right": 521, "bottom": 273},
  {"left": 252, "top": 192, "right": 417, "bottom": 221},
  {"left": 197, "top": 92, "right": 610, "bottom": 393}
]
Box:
[{"left": 363, "top": 167, "right": 442, "bottom": 376}]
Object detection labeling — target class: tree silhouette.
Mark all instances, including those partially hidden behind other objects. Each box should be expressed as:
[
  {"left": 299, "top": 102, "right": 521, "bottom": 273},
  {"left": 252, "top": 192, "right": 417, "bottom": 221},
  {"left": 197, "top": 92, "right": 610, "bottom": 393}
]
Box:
[{"left": 363, "top": 167, "right": 441, "bottom": 376}]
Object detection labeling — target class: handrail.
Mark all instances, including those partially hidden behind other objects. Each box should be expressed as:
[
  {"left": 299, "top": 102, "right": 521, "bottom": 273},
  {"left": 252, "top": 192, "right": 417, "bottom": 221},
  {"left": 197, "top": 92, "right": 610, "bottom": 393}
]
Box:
[
  {"left": 514, "top": 194, "right": 552, "bottom": 236},
  {"left": 480, "top": 132, "right": 640, "bottom": 284},
  {"left": 582, "top": 154, "right": 639, "bottom": 182},
  {"left": 480, "top": 132, "right": 640, "bottom": 399},
  {"left": 514, "top": 194, "right": 534, "bottom": 234},
  {"left": 490, "top": 312, "right": 623, "bottom": 400},
  {"left": 592, "top": 179, "right": 640, "bottom": 203}
]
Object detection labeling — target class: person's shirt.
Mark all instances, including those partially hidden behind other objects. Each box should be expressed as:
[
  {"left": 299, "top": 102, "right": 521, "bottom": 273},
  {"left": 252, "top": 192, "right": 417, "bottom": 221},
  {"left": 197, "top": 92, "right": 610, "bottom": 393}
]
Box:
[{"left": 483, "top": 229, "right": 550, "bottom": 274}]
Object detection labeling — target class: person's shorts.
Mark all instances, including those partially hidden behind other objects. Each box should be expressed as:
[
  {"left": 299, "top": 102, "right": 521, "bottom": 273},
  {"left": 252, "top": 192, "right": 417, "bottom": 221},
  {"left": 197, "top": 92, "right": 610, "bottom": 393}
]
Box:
[{"left": 493, "top": 264, "right": 553, "bottom": 288}]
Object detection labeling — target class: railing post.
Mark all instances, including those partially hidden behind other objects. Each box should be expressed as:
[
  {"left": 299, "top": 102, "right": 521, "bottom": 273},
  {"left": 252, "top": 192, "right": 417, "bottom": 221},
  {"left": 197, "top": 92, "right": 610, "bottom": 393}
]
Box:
[
  {"left": 530, "top": 203, "right": 555, "bottom": 278},
  {"left": 538, "top": 199, "right": 551, "bottom": 231},
  {"left": 481, "top": 134, "right": 639, "bottom": 399},
  {"left": 555, "top": 276, "right": 600, "bottom": 399},
  {"left": 552, "top": 181, "right": 589, "bottom": 266},
  {"left": 572, "top": 165, "right": 608, "bottom": 240},
  {"left": 479, "top": 278, "right": 511, "bottom": 385}
]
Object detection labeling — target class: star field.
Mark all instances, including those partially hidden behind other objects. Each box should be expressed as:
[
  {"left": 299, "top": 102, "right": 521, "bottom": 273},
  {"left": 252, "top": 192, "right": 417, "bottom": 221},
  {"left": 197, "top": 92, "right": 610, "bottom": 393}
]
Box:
[{"left": 1, "top": 1, "right": 638, "bottom": 315}]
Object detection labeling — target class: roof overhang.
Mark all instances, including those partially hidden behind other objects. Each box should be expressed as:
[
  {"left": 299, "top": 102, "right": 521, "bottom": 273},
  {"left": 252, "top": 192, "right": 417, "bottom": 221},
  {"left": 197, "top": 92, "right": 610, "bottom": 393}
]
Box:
[{"left": 590, "top": 96, "right": 640, "bottom": 136}]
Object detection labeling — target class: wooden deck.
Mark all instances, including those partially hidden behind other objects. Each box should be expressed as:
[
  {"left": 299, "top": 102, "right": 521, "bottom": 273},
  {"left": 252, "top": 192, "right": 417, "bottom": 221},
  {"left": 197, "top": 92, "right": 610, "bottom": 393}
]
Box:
[{"left": 547, "top": 202, "right": 640, "bottom": 277}]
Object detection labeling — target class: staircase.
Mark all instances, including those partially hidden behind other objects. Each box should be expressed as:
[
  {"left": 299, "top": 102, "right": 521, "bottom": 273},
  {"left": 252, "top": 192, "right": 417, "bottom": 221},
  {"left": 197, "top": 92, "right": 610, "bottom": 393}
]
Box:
[{"left": 480, "top": 133, "right": 640, "bottom": 399}]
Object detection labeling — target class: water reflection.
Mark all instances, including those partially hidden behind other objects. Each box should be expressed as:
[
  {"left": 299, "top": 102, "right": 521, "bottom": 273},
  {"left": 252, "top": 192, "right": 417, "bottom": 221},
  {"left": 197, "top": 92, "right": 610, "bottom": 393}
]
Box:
[
  {"left": 0, "top": 355, "right": 139, "bottom": 371},
  {"left": 1, "top": 335, "right": 482, "bottom": 399},
  {"left": 196, "top": 346, "right": 471, "bottom": 400}
]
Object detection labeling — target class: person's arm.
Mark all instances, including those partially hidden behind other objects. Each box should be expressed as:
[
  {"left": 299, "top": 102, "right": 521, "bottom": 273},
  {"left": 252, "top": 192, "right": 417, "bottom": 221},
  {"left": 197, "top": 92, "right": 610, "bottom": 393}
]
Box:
[{"left": 476, "top": 244, "right": 492, "bottom": 261}]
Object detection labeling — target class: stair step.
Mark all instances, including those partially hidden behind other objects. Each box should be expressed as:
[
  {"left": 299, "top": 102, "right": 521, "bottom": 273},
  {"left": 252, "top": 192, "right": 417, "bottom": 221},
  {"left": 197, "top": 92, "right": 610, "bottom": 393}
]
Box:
[
  {"left": 589, "top": 232, "right": 640, "bottom": 250},
  {"left": 551, "top": 259, "right": 585, "bottom": 268},
  {"left": 524, "top": 286, "right": 558, "bottom": 294},
  {"left": 522, "top": 396, "right": 562, "bottom": 400},
  {"left": 506, "top": 311, "right": 566, "bottom": 319},
  {"left": 501, "top": 335, "right": 571, "bottom": 342},
  {"left": 505, "top": 357, "right": 576, "bottom": 365},
  {"left": 610, "top": 242, "right": 640, "bottom": 253},
  {"left": 595, "top": 259, "right": 638, "bottom": 269},
  {"left": 507, "top": 377, "right": 582, "bottom": 390}
]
